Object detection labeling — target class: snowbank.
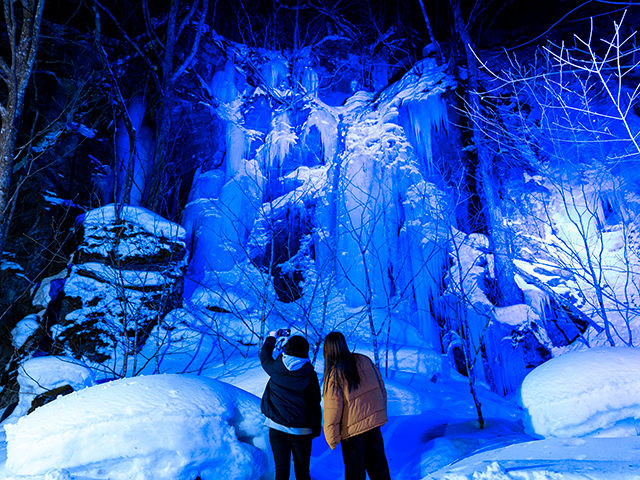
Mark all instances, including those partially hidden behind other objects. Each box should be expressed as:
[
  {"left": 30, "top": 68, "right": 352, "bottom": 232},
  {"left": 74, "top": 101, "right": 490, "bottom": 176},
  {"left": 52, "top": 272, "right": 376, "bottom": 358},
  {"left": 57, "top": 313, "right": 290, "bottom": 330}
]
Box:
[
  {"left": 4, "top": 374, "right": 271, "bottom": 480},
  {"left": 518, "top": 347, "right": 640, "bottom": 437}
]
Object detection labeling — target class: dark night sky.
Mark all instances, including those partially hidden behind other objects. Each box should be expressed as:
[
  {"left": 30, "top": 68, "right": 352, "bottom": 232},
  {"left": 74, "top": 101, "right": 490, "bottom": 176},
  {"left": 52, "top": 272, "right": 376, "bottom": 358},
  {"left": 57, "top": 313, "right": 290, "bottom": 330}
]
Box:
[{"left": 42, "top": 0, "right": 639, "bottom": 53}]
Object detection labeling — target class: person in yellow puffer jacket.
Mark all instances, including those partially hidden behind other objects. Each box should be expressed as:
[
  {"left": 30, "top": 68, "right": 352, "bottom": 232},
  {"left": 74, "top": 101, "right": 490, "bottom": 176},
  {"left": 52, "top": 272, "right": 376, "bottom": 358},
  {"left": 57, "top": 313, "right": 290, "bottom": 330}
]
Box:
[{"left": 322, "top": 331, "right": 391, "bottom": 480}]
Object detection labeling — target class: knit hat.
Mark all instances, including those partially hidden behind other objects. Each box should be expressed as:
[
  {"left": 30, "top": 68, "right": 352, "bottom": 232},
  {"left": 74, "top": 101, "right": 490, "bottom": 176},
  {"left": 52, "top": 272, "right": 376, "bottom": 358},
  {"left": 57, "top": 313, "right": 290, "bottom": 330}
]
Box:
[{"left": 284, "top": 335, "right": 309, "bottom": 359}]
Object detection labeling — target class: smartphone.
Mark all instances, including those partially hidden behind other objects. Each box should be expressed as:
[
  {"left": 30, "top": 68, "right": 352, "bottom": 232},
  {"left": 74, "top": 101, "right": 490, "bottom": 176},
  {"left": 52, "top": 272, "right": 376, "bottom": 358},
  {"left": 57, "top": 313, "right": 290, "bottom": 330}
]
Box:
[{"left": 276, "top": 328, "right": 291, "bottom": 337}]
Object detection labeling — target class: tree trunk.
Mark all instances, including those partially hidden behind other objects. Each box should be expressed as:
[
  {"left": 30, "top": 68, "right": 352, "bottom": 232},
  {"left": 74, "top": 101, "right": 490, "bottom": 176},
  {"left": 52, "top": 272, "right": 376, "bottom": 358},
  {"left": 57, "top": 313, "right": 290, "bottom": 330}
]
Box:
[
  {"left": 0, "top": 104, "right": 18, "bottom": 257},
  {"left": 450, "top": 0, "right": 521, "bottom": 306},
  {"left": 0, "top": 0, "right": 46, "bottom": 258}
]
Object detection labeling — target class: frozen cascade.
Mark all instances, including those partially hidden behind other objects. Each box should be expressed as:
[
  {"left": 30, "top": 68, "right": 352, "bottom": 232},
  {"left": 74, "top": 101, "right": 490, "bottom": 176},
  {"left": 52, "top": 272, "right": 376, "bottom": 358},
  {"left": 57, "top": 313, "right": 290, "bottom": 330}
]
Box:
[
  {"left": 210, "top": 59, "right": 247, "bottom": 180},
  {"left": 212, "top": 159, "right": 264, "bottom": 268},
  {"left": 184, "top": 160, "right": 264, "bottom": 299},
  {"left": 337, "top": 151, "right": 386, "bottom": 307},
  {"left": 184, "top": 50, "right": 467, "bottom": 363},
  {"left": 334, "top": 119, "right": 399, "bottom": 310},
  {"left": 182, "top": 169, "right": 226, "bottom": 277},
  {"left": 329, "top": 103, "right": 449, "bottom": 348},
  {"left": 399, "top": 180, "right": 451, "bottom": 349}
]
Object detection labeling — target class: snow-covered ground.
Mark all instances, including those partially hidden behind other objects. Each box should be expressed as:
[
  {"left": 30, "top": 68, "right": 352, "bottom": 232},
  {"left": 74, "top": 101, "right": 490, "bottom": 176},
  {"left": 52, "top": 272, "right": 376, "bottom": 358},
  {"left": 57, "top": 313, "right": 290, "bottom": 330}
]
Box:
[{"left": 1, "top": 347, "right": 639, "bottom": 480}]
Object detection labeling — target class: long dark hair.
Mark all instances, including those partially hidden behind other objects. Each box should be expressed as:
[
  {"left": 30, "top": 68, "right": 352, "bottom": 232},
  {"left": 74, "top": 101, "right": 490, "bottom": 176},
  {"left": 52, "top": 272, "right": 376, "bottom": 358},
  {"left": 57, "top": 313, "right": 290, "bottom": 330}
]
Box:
[{"left": 323, "top": 331, "right": 361, "bottom": 393}]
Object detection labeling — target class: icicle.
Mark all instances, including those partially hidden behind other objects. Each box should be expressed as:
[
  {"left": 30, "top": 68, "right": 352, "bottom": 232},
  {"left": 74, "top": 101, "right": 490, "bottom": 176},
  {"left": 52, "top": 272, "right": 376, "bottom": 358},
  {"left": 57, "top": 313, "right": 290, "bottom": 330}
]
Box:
[
  {"left": 211, "top": 61, "right": 239, "bottom": 104},
  {"left": 269, "top": 112, "right": 295, "bottom": 169},
  {"left": 127, "top": 94, "right": 146, "bottom": 132},
  {"left": 402, "top": 93, "right": 449, "bottom": 175},
  {"left": 225, "top": 123, "right": 246, "bottom": 179},
  {"left": 255, "top": 112, "right": 295, "bottom": 200},
  {"left": 302, "top": 67, "right": 319, "bottom": 97},
  {"left": 114, "top": 95, "right": 155, "bottom": 206}
]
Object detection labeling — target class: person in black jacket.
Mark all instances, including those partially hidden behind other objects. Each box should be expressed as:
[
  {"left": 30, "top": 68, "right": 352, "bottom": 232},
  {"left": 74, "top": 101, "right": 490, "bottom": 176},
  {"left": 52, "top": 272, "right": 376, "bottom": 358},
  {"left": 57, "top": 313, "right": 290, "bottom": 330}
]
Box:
[{"left": 260, "top": 331, "right": 321, "bottom": 480}]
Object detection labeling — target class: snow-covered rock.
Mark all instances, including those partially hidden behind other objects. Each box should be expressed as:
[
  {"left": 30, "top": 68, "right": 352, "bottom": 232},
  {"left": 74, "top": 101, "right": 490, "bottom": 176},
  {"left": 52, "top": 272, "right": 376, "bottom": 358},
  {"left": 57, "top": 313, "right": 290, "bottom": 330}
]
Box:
[
  {"left": 76, "top": 204, "right": 187, "bottom": 265},
  {"left": 5, "top": 356, "right": 95, "bottom": 422},
  {"left": 4, "top": 374, "right": 271, "bottom": 480},
  {"left": 11, "top": 315, "right": 39, "bottom": 350},
  {"left": 51, "top": 205, "right": 188, "bottom": 376},
  {"left": 518, "top": 347, "right": 640, "bottom": 438}
]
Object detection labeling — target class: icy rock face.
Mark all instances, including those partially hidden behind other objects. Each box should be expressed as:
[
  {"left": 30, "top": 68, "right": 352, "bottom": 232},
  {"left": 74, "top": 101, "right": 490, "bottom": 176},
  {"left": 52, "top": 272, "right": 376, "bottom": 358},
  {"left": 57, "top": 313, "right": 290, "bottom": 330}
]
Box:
[
  {"left": 518, "top": 347, "right": 640, "bottom": 438},
  {"left": 52, "top": 205, "right": 187, "bottom": 374},
  {"left": 249, "top": 168, "right": 325, "bottom": 302},
  {"left": 4, "top": 374, "right": 271, "bottom": 480}
]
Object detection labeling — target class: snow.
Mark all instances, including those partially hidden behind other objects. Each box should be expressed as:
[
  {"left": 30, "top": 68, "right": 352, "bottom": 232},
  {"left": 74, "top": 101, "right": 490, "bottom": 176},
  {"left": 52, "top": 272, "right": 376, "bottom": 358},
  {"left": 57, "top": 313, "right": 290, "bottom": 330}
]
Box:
[
  {"left": 518, "top": 347, "right": 640, "bottom": 438},
  {"left": 426, "top": 437, "right": 640, "bottom": 479},
  {"left": 0, "top": 345, "right": 637, "bottom": 480},
  {"left": 81, "top": 205, "right": 185, "bottom": 246},
  {"left": 70, "top": 262, "right": 169, "bottom": 287},
  {"left": 4, "top": 374, "right": 270, "bottom": 480}
]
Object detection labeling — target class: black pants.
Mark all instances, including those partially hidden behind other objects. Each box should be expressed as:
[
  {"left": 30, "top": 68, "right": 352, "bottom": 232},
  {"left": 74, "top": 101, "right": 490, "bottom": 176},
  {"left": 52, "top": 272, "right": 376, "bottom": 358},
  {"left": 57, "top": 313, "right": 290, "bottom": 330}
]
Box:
[
  {"left": 341, "top": 426, "right": 391, "bottom": 480},
  {"left": 269, "top": 428, "right": 313, "bottom": 480}
]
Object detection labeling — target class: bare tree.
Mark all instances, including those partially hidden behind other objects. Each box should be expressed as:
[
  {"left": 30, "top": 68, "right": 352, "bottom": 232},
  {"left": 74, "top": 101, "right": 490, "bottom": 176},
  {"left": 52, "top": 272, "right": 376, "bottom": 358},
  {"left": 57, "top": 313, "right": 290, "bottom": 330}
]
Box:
[
  {"left": 144, "top": 0, "right": 209, "bottom": 213},
  {"left": 441, "top": 227, "right": 493, "bottom": 428},
  {"left": 475, "top": 13, "right": 640, "bottom": 347},
  {"left": 0, "top": 0, "right": 45, "bottom": 258}
]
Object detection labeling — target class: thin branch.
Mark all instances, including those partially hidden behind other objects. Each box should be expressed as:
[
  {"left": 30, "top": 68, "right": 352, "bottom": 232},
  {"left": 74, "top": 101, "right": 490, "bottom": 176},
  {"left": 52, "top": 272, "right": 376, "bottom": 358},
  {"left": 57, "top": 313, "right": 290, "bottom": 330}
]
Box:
[{"left": 170, "top": 0, "right": 210, "bottom": 83}]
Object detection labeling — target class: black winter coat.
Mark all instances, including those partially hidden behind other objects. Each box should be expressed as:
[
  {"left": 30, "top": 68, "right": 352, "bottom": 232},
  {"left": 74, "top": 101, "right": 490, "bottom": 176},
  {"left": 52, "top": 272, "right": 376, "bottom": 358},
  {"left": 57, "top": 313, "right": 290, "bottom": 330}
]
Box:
[{"left": 260, "top": 336, "right": 322, "bottom": 437}]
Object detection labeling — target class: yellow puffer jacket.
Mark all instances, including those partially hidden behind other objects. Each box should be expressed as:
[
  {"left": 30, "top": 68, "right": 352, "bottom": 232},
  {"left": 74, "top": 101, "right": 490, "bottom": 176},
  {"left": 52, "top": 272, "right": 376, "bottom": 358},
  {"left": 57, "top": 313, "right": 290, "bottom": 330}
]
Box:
[{"left": 323, "top": 353, "right": 387, "bottom": 449}]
